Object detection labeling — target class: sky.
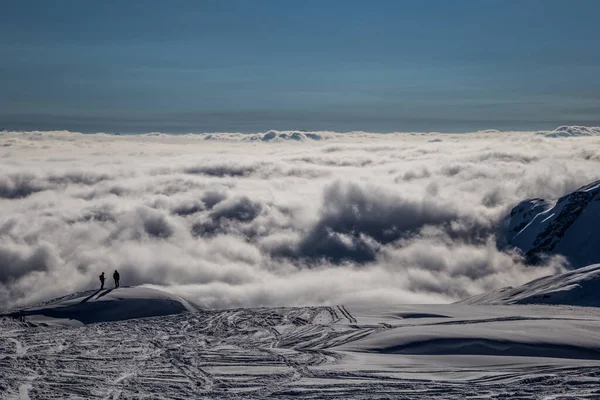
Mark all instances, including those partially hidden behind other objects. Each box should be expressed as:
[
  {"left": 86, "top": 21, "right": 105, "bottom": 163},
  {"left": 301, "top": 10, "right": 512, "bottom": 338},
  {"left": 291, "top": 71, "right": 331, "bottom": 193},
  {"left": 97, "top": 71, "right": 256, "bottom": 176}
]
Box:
[{"left": 1, "top": 0, "right": 600, "bottom": 133}]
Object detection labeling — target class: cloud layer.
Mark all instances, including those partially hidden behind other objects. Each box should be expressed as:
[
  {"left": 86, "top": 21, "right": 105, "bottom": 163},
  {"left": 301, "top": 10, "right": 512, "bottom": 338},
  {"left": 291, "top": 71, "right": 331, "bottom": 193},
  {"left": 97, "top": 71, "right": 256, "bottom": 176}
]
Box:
[{"left": 1, "top": 127, "right": 598, "bottom": 311}]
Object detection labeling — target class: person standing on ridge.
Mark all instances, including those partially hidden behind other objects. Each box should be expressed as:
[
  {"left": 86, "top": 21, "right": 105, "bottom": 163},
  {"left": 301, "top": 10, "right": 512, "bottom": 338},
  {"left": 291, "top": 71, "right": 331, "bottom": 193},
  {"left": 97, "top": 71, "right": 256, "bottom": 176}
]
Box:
[
  {"left": 99, "top": 272, "right": 105, "bottom": 290},
  {"left": 113, "top": 270, "right": 120, "bottom": 288}
]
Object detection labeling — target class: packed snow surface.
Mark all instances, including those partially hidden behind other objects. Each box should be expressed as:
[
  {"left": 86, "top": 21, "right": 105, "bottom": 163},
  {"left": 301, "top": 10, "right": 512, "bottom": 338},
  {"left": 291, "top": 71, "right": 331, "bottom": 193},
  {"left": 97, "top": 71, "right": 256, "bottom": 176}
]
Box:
[
  {"left": 10, "top": 286, "right": 199, "bottom": 324},
  {"left": 501, "top": 180, "right": 600, "bottom": 268},
  {"left": 2, "top": 300, "right": 600, "bottom": 398}
]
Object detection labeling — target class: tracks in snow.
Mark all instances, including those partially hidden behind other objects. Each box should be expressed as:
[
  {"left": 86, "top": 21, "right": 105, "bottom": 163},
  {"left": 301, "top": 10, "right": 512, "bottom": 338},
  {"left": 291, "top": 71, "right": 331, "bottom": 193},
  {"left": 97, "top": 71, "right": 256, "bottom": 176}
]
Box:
[
  {"left": 0, "top": 306, "right": 364, "bottom": 399},
  {"left": 2, "top": 307, "right": 600, "bottom": 399},
  {"left": 337, "top": 305, "right": 357, "bottom": 324}
]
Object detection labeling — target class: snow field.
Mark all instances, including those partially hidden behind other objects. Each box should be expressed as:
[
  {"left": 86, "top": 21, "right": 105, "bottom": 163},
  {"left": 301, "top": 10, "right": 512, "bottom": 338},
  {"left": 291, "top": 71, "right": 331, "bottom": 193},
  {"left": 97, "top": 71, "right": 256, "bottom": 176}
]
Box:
[{"left": 3, "top": 300, "right": 600, "bottom": 399}]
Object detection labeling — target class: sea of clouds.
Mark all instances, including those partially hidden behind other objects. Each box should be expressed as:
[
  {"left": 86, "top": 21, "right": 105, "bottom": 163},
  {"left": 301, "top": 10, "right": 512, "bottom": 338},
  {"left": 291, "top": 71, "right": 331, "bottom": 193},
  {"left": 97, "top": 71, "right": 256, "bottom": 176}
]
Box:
[{"left": 1, "top": 126, "right": 599, "bottom": 311}]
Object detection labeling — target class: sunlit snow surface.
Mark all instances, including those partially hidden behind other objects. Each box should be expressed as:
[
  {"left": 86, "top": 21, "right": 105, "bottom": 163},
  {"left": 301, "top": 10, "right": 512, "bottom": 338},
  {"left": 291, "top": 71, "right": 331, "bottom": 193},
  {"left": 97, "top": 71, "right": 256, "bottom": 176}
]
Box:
[{"left": 2, "top": 300, "right": 600, "bottom": 398}]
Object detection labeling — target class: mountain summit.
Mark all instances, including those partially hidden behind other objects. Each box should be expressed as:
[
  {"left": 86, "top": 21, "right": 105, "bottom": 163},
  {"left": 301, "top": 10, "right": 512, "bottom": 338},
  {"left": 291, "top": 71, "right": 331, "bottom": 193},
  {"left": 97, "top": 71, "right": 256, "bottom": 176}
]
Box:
[
  {"left": 9, "top": 286, "right": 199, "bottom": 325},
  {"left": 499, "top": 180, "right": 600, "bottom": 268}
]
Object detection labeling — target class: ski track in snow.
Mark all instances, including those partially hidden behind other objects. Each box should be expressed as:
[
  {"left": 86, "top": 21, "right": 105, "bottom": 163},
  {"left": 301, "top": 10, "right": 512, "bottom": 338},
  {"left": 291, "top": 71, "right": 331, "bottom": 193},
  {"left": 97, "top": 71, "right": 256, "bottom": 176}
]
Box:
[{"left": 2, "top": 306, "right": 600, "bottom": 399}]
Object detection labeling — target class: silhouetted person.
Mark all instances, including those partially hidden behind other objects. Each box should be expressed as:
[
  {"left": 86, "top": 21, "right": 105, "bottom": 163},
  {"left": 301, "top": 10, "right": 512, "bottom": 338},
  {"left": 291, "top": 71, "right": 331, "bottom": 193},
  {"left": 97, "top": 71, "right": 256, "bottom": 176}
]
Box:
[
  {"left": 113, "top": 270, "right": 120, "bottom": 288},
  {"left": 99, "top": 272, "right": 105, "bottom": 290}
]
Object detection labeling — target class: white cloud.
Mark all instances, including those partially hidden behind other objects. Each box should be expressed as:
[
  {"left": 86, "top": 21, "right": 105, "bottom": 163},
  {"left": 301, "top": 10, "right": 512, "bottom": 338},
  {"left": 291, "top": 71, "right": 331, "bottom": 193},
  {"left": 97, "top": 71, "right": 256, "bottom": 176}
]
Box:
[{"left": 0, "top": 127, "right": 597, "bottom": 310}]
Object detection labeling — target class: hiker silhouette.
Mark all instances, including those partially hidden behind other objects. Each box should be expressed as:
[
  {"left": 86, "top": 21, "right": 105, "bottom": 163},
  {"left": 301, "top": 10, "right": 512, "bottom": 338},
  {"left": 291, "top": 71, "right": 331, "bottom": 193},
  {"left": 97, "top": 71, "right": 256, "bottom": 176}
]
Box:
[
  {"left": 113, "top": 270, "right": 120, "bottom": 288},
  {"left": 99, "top": 272, "right": 105, "bottom": 290}
]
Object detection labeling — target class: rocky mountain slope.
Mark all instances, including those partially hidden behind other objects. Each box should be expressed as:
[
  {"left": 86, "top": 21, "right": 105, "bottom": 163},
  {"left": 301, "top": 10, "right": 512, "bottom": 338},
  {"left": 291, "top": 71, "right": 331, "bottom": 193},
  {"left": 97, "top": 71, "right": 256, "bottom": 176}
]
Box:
[{"left": 499, "top": 180, "right": 600, "bottom": 268}]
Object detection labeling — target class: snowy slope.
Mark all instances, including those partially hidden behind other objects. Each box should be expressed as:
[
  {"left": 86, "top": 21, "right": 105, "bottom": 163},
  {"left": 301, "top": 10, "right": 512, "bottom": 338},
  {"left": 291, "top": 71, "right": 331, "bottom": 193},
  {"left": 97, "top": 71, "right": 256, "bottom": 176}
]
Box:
[
  {"left": 337, "top": 312, "right": 600, "bottom": 360},
  {"left": 500, "top": 180, "right": 600, "bottom": 268},
  {"left": 458, "top": 263, "right": 600, "bottom": 306},
  {"left": 2, "top": 303, "right": 600, "bottom": 399},
  {"left": 8, "top": 286, "right": 199, "bottom": 324}
]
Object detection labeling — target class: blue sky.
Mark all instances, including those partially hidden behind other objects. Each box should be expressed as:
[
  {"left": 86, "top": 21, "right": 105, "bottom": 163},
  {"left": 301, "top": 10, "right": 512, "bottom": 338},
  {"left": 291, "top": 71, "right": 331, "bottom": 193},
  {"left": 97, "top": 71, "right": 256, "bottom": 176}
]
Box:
[{"left": 1, "top": 0, "right": 599, "bottom": 133}]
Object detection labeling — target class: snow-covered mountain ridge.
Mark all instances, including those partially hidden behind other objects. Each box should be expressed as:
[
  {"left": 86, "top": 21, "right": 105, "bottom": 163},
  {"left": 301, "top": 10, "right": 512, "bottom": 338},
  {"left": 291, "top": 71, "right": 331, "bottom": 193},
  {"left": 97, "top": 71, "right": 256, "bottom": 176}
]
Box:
[
  {"left": 500, "top": 180, "right": 600, "bottom": 268},
  {"left": 458, "top": 263, "right": 600, "bottom": 306}
]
